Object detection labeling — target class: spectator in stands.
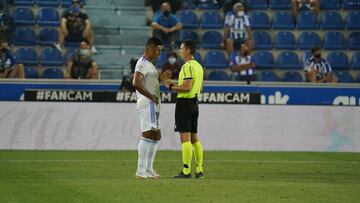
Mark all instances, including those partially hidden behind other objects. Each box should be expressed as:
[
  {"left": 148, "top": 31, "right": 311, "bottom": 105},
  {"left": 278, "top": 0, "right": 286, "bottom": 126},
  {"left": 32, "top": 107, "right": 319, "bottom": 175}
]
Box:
[
  {"left": 221, "top": 2, "right": 252, "bottom": 56},
  {"left": 161, "top": 51, "right": 181, "bottom": 79},
  {"left": 53, "top": 0, "right": 97, "bottom": 54},
  {"left": 151, "top": 2, "right": 183, "bottom": 49},
  {"left": 149, "top": 0, "right": 183, "bottom": 15},
  {"left": 120, "top": 57, "right": 137, "bottom": 92},
  {"left": 65, "top": 40, "right": 98, "bottom": 79},
  {"left": 291, "top": 0, "right": 319, "bottom": 17},
  {"left": 0, "top": 3, "right": 14, "bottom": 42},
  {"left": 223, "top": 0, "right": 247, "bottom": 15},
  {"left": 0, "top": 40, "right": 24, "bottom": 79},
  {"left": 304, "top": 46, "right": 337, "bottom": 83},
  {"left": 230, "top": 43, "right": 256, "bottom": 83}
]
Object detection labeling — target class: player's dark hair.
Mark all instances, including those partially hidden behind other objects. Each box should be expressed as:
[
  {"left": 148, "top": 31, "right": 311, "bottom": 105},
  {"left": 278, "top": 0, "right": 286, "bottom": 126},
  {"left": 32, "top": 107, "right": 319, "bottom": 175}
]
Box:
[
  {"left": 146, "top": 37, "right": 163, "bottom": 48},
  {"left": 182, "top": 40, "right": 197, "bottom": 55},
  {"left": 311, "top": 46, "right": 321, "bottom": 54}
]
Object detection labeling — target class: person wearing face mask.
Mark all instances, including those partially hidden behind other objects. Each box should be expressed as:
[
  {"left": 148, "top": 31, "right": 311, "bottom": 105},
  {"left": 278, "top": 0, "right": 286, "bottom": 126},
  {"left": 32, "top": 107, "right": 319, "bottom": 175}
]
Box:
[
  {"left": 53, "top": 0, "right": 97, "bottom": 54},
  {"left": 304, "top": 46, "right": 337, "bottom": 83},
  {"left": 0, "top": 40, "right": 25, "bottom": 79},
  {"left": 65, "top": 40, "right": 98, "bottom": 79},
  {"left": 151, "top": 2, "right": 183, "bottom": 49},
  {"left": 161, "top": 51, "right": 181, "bottom": 79},
  {"left": 291, "top": 0, "right": 319, "bottom": 18},
  {"left": 0, "top": 3, "right": 15, "bottom": 42},
  {"left": 229, "top": 43, "right": 256, "bottom": 83},
  {"left": 222, "top": 2, "right": 252, "bottom": 56}
]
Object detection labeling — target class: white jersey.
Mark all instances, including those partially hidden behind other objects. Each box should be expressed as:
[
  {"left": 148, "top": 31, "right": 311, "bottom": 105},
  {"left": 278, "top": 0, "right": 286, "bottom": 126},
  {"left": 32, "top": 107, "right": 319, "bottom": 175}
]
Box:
[{"left": 134, "top": 55, "right": 160, "bottom": 109}]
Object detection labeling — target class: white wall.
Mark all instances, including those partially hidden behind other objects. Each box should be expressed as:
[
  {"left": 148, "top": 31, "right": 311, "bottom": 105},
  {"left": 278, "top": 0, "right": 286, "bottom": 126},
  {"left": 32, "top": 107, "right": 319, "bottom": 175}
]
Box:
[{"left": 0, "top": 102, "right": 359, "bottom": 152}]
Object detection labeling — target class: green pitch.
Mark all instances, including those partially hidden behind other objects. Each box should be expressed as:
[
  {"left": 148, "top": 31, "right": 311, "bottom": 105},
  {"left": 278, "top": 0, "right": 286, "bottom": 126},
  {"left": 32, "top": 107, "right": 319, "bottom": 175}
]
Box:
[{"left": 0, "top": 151, "right": 359, "bottom": 203}]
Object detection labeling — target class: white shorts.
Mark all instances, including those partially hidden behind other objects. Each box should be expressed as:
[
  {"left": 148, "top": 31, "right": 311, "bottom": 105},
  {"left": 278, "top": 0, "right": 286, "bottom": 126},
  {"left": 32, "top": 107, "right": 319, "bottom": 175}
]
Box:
[{"left": 137, "top": 102, "right": 160, "bottom": 132}]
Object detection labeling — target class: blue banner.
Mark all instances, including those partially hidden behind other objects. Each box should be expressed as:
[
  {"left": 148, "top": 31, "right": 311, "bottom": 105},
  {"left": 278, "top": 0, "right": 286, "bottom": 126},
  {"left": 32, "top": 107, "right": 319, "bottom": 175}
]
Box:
[{"left": 1, "top": 82, "right": 360, "bottom": 106}]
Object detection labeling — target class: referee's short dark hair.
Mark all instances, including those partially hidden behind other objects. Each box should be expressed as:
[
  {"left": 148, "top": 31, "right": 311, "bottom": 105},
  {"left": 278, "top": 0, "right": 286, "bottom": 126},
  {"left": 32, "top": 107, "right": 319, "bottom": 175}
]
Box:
[
  {"left": 182, "top": 40, "right": 197, "bottom": 55},
  {"left": 311, "top": 46, "right": 321, "bottom": 54},
  {"left": 146, "top": 37, "right": 162, "bottom": 47}
]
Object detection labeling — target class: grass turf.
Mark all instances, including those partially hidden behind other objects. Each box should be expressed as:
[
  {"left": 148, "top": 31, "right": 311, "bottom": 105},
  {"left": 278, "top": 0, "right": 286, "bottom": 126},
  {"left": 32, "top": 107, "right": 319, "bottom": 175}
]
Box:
[{"left": 0, "top": 151, "right": 359, "bottom": 203}]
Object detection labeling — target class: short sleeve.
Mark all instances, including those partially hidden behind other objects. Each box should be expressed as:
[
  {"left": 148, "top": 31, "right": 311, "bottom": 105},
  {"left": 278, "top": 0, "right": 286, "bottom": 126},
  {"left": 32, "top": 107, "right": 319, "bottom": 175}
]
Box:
[
  {"left": 325, "top": 61, "right": 332, "bottom": 72},
  {"left": 244, "top": 15, "right": 251, "bottom": 27},
  {"left": 304, "top": 59, "right": 312, "bottom": 71},
  {"left": 62, "top": 10, "right": 70, "bottom": 18},
  {"left": 135, "top": 61, "right": 148, "bottom": 76},
  {"left": 81, "top": 13, "right": 89, "bottom": 20},
  {"left": 153, "top": 14, "right": 161, "bottom": 24},
  {"left": 182, "top": 63, "right": 193, "bottom": 79},
  {"left": 171, "top": 15, "right": 179, "bottom": 25},
  {"left": 224, "top": 13, "right": 234, "bottom": 27}
]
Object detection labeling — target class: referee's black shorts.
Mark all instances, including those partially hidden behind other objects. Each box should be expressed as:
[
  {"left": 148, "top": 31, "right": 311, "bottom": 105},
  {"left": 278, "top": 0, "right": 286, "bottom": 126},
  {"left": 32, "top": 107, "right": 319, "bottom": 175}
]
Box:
[{"left": 175, "top": 97, "right": 199, "bottom": 133}]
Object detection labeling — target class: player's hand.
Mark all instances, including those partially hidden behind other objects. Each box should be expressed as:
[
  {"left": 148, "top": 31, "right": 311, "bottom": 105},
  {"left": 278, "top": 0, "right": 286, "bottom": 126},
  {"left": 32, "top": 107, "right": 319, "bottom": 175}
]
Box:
[
  {"left": 163, "top": 80, "right": 172, "bottom": 89},
  {"left": 162, "top": 28, "right": 170, "bottom": 34},
  {"left": 160, "top": 70, "right": 172, "bottom": 82}
]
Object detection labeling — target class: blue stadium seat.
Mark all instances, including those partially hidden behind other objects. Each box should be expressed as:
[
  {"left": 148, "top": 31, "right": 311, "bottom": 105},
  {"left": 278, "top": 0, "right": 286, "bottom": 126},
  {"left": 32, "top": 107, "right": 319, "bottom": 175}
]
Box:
[
  {"left": 194, "top": 51, "right": 202, "bottom": 63},
  {"left": 298, "top": 31, "right": 321, "bottom": 50},
  {"left": 200, "top": 11, "right": 222, "bottom": 29},
  {"left": 198, "top": 1, "right": 221, "bottom": 9},
  {"left": 37, "top": 0, "right": 60, "bottom": 7},
  {"left": 252, "top": 51, "right": 275, "bottom": 69},
  {"left": 323, "top": 32, "right": 346, "bottom": 50},
  {"left": 37, "top": 8, "right": 60, "bottom": 26},
  {"left": 15, "top": 48, "right": 38, "bottom": 66},
  {"left": 251, "top": 11, "right": 270, "bottom": 29},
  {"left": 343, "top": 0, "right": 359, "bottom": 10},
  {"left": 260, "top": 71, "right": 278, "bottom": 81},
  {"left": 42, "top": 68, "right": 64, "bottom": 79},
  {"left": 278, "top": 51, "right": 301, "bottom": 70},
  {"left": 13, "top": 0, "right": 35, "bottom": 6},
  {"left": 39, "top": 28, "right": 59, "bottom": 46},
  {"left": 208, "top": 71, "right": 229, "bottom": 81},
  {"left": 321, "top": 11, "right": 343, "bottom": 30},
  {"left": 248, "top": 0, "right": 268, "bottom": 10},
  {"left": 253, "top": 31, "right": 272, "bottom": 50},
  {"left": 320, "top": 0, "right": 341, "bottom": 10},
  {"left": 327, "top": 51, "right": 349, "bottom": 70},
  {"left": 12, "top": 28, "right": 36, "bottom": 46},
  {"left": 274, "top": 31, "right": 296, "bottom": 50},
  {"left": 202, "top": 31, "right": 222, "bottom": 49},
  {"left": 335, "top": 71, "right": 353, "bottom": 83},
  {"left": 272, "top": 11, "right": 295, "bottom": 30},
  {"left": 180, "top": 30, "right": 199, "bottom": 43},
  {"left": 297, "top": 11, "right": 318, "bottom": 30},
  {"left": 352, "top": 52, "right": 360, "bottom": 69},
  {"left": 40, "top": 48, "right": 63, "bottom": 66},
  {"left": 346, "top": 11, "right": 360, "bottom": 30},
  {"left": 25, "top": 67, "right": 39, "bottom": 78},
  {"left": 178, "top": 10, "right": 198, "bottom": 29},
  {"left": 203, "top": 51, "right": 228, "bottom": 69},
  {"left": 269, "top": 0, "right": 291, "bottom": 10},
  {"left": 156, "top": 51, "right": 168, "bottom": 67},
  {"left": 348, "top": 32, "right": 360, "bottom": 50},
  {"left": 282, "top": 71, "right": 303, "bottom": 82},
  {"left": 11, "top": 8, "right": 35, "bottom": 25}
]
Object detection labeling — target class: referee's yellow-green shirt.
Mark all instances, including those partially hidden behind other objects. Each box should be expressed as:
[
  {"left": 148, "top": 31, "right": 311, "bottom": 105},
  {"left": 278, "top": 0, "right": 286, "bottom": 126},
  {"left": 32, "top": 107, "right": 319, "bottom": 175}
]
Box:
[{"left": 177, "top": 59, "right": 204, "bottom": 99}]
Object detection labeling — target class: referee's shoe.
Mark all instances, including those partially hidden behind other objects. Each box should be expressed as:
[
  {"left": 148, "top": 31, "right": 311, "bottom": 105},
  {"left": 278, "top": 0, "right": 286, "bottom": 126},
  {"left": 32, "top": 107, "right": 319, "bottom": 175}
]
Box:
[{"left": 172, "top": 171, "right": 192, "bottom": 178}]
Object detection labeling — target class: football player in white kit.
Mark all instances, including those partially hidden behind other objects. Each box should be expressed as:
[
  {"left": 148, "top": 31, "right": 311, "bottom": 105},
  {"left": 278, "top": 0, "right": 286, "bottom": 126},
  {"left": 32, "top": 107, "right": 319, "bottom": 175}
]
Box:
[{"left": 132, "top": 37, "right": 171, "bottom": 179}]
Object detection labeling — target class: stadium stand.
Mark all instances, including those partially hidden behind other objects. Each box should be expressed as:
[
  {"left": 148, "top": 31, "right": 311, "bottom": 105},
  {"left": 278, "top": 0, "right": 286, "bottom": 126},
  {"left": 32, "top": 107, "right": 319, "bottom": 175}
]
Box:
[{"left": 5, "top": 0, "right": 359, "bottom": 82}]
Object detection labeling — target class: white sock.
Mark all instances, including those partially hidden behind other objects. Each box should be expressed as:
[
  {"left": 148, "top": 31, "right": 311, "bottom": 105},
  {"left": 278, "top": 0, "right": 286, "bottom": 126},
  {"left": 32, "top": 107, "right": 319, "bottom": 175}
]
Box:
[
  {"left": 147, "top": 140, "right": 159, "bottom": 172},
  {"left": 136, "top": 137, "right": 152, "bottom": 175}
]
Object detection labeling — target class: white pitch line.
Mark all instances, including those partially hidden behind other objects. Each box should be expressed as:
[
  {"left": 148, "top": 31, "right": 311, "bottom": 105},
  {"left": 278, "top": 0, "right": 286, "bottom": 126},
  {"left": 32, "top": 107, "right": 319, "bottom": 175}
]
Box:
[{"left": 0, "top": 159, "right": 358, "bottom": 164}]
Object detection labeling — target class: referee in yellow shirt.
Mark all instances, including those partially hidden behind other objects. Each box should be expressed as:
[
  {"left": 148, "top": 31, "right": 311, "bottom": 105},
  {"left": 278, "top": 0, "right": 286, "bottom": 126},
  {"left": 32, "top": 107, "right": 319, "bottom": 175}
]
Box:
[{"left": 164, "top": 40, "right": 204, "bottom": 178}]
